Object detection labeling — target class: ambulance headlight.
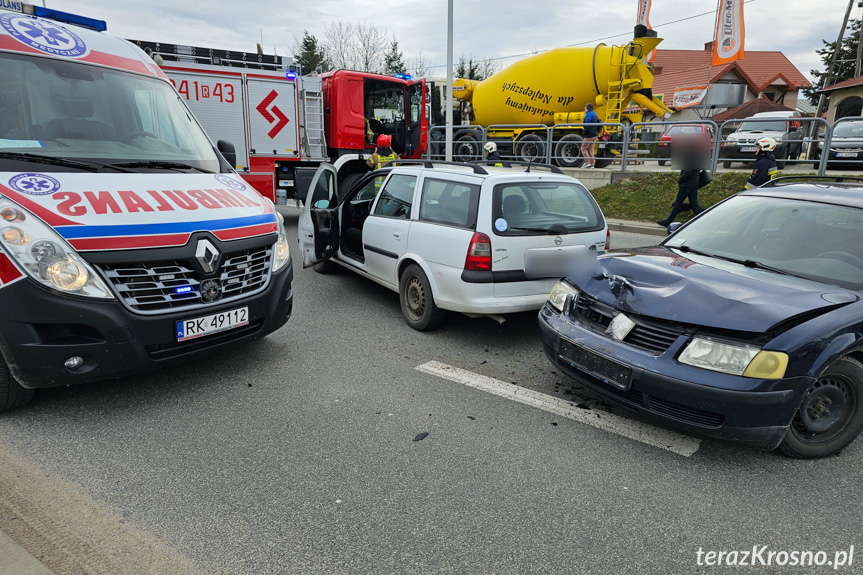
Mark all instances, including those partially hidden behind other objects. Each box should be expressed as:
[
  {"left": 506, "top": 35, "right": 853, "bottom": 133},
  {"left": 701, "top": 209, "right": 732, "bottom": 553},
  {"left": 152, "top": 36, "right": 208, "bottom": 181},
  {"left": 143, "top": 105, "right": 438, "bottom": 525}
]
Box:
[
  {"left": 0, "top": 198, "right": 113, "bottom": 299},
  {"left": 272, "top": 211, "right": 292, "bottom": 273}
]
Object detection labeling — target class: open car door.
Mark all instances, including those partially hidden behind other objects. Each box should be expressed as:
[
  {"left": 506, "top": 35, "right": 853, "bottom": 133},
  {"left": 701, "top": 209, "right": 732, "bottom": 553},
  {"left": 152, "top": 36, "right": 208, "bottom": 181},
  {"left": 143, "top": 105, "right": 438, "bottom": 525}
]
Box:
[
  {"left": 407, "top": 78, "right": 427, "bottom": 159},
  {"left": 298, "top": 163, "right": 339, "bottom": 268}
]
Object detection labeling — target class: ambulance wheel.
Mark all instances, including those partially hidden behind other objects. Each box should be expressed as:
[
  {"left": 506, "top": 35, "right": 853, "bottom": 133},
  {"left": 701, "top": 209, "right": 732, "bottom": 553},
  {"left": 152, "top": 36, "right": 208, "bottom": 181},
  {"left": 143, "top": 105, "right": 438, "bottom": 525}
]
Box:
[
  {"left": 399, "top": 264, "right": 446, "bottom": 331},
  {"left": 0, "top": 355, "right": 34, "bottom": 413}
]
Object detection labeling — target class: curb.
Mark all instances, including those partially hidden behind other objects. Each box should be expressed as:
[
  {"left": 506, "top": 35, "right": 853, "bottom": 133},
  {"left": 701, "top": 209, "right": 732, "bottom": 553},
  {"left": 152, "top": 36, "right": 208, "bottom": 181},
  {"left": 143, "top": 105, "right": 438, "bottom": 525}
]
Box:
[
  {"left": 0, "top": 530, "right": 54, "bottom": 575},
  {"left": 606, "top": 219, "right": 668, "bottom": 237}
]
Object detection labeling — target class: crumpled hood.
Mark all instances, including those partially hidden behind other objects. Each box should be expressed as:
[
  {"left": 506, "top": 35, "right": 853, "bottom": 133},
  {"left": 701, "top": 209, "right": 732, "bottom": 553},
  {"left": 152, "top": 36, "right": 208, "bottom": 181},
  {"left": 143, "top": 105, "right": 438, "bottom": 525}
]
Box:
[
  {"left": 0, "top": 172, "right": 275, "bottom": 251},
  {"left": 576, "top": 247, "right": 855, "bottom": 332}
]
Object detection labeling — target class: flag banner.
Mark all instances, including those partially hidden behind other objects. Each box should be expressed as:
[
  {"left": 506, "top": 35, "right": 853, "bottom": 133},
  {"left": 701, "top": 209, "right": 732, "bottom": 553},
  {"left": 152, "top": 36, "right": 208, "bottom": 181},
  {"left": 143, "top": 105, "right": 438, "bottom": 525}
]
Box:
[
  {"left": 672, "top": 86, "right": 709, "bottom": 109},
  {"left": 637, "top": 0, "right": 652, "bottom": 28},
  {"left": 712, "top": 0, "right": 745, "bottom": 65}
]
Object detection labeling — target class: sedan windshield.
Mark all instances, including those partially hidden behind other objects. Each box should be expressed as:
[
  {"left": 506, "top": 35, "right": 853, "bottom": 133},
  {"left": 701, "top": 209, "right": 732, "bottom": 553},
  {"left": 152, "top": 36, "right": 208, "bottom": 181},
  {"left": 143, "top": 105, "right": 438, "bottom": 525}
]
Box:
[
  {"left": 0, "top": 51, "right": 220, "bottom": 172},
  {"left": 736, "top": 120, "right": 788, "bottom": 132},
  {"left": 665, "top": 195, "right": 863, "bottom": 290},
  {"left": 832, "top": 123, "right": 863, "bottom": 139}
]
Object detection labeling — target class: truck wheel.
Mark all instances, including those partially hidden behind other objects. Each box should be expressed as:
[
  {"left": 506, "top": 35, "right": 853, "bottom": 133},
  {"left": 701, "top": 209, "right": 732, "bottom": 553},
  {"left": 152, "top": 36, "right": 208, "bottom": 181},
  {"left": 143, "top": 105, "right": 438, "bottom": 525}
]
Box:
[
  {"left": 516, "top": 134, "right": 546, "bottom": 162},
  {"left": 594, "top": 158, "right": 613, "bottom": 169},
  {"left": 554, "top": 134, "right": 584, "bottom": 167},
  {"left": 777, "top": 357, "right": 863, "bottom": 458},
  {"left": 658, "top": 160, "right": 667, "bottom": 166},
  {"left": 0, "top": 355, "right": 34, "bottom": 413},
  {"left": 399, "top": 264, "right": 446, "bottom": 331},
  {"left": 453, "top": 135, "right": 481, "bottom": 163},
  {"left": 722, "top": 161, "right": 732, "bottom": 169}
]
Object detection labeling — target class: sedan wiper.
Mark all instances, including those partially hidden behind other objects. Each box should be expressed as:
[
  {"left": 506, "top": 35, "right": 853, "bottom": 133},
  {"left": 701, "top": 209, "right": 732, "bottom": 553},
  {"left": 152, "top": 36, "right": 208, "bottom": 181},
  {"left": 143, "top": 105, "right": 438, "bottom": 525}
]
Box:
[
  {"left": 112, "top": 161, "right": 213, "bottom": 173},
  {"left": 0, "top": 152, "right": 136, "bottom": 173}
]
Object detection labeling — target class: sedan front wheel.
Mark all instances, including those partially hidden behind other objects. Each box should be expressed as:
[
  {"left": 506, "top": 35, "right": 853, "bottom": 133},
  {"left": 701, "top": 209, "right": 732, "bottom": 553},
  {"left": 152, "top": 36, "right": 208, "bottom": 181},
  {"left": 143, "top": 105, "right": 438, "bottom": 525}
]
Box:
[{"left": 778, "top": 357, "right": 863, "bottom": 458}]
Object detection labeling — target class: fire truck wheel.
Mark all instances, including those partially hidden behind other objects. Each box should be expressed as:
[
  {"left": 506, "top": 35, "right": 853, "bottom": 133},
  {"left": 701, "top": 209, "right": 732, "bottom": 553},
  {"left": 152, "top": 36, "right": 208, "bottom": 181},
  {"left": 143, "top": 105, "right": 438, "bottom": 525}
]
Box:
[
  {"left": 554, "top": 134, "right": 585, "bottom": 167},
  {"left": 516, "top": 134, "right": 546, "bottom": 163},
  {"left": 338, "top": 173, "right": 363, "bottom": 202},
  {"left": 0, "top": 355, "right": 34, "bottom": 413}
]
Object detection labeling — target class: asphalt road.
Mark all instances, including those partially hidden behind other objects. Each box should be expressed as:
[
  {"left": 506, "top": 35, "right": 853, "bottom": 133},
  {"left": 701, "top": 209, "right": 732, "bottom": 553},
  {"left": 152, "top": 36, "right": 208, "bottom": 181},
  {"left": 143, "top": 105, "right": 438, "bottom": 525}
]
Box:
[{"left": 0, "top": 214, "right": 861, "bottom": 575}]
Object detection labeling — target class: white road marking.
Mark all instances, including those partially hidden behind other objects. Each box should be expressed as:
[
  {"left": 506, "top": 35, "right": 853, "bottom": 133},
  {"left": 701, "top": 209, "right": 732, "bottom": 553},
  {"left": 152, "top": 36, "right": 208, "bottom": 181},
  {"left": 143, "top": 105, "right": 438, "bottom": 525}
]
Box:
[{"left": 415, "top": 361, "right": 701, "bottom": 457}]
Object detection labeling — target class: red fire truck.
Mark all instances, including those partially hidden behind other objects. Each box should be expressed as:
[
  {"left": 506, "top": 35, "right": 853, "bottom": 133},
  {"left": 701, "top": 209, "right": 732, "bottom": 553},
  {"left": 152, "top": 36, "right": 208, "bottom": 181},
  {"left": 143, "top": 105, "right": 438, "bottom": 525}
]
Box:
[{"left": 129, "top": 40, "right": 428, "bottom": 204}]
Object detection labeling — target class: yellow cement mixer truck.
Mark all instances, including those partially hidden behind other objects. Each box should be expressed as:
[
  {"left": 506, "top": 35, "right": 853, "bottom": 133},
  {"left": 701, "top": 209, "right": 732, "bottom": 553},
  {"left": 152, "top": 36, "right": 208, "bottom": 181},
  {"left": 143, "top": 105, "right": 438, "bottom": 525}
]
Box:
[{"left": 449, "top": 26, "right": 673, "bottom": 168}]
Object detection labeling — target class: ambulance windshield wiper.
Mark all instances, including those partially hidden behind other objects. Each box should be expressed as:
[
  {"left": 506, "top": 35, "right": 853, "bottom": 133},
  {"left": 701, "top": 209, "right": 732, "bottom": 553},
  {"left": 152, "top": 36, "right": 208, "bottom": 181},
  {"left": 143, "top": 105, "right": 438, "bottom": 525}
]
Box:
[
  {"left": 111, "top": 161, "right": 214, "bottom": 173},
  {"left": 0, "top": 152, "right": 136, "bottom": 173}
]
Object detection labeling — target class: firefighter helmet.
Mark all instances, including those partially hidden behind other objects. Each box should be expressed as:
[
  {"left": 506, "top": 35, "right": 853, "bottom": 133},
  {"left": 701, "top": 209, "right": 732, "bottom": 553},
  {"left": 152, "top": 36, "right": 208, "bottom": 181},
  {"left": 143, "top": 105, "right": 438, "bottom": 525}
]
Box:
[
  {"left": 484, "top": 142, "right": 497, "bottom": 154},
  {"left": 377, "top": 134, "right": 392, "bottom": 148},
  {"left": 756, "top": 137, "right": 777, "bottom": 152}
]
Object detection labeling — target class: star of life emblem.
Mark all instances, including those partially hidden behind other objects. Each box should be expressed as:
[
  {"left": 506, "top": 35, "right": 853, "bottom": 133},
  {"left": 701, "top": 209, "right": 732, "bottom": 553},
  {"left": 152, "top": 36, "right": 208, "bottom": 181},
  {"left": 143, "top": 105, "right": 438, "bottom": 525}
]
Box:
[
  {"left": 1, "top": 13, "right": 88, "bottom": 58},
  {"left": 8, "top": 173, "right": 61, "bottom": 196}
]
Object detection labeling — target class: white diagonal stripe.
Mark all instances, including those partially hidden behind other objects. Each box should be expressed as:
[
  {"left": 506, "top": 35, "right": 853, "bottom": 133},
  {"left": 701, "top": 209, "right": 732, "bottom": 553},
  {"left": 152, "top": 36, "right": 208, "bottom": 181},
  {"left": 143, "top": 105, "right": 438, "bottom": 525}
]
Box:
[{"left": 416, "top": 360, "right": 700, "bottom": 457}]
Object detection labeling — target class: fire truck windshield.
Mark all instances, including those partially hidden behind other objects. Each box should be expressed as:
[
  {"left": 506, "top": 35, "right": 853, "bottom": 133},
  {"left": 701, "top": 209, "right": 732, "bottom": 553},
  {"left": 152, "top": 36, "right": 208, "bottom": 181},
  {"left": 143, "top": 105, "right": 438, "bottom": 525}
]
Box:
[{"left": 0, "top": 51, "right": 221, "bottom": 173}]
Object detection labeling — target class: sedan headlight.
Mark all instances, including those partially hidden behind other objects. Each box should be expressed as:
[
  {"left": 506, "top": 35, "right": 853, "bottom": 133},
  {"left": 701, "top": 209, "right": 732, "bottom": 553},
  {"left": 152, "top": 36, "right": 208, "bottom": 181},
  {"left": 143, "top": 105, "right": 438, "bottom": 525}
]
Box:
[
  {"left": 271, "top": 210, "right": 292, "bottom": 273},
  {"left": 547, "top": 281, "right": 579, "bottom": 313},
  {"left": 0, "top": 198, "right": 112, "bottom": 298},
  {"left": 678, "top": 337, "right": 788, "bottom": 378}
]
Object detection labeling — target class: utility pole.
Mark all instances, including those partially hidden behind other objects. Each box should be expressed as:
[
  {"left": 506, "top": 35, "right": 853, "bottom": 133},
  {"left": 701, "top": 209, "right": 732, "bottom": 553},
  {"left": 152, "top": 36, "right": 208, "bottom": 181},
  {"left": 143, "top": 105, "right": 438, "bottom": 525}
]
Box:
[{"left": 857, "top": 1, "right": 863, "bottom": 77}]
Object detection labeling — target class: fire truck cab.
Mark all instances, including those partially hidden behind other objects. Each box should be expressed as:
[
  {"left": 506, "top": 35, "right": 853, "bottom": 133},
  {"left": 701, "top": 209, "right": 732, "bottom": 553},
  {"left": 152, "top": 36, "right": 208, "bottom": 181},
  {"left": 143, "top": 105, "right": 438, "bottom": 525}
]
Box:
[{"left": 130, "top": 40, "right": 428, "bottom": 204}]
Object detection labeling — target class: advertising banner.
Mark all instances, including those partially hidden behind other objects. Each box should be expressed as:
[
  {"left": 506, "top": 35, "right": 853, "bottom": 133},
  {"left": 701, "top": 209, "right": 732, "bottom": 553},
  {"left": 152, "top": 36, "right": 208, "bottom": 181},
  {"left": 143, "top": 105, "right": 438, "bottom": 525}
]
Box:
[{"left": 712, "top": 0, "right": 745, "bottom": 65}]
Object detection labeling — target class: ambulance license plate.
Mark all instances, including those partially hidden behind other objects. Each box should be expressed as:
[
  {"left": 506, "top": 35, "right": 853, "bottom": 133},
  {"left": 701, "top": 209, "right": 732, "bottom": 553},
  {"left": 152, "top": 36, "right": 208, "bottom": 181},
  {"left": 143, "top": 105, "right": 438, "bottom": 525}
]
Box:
[{"left": 176, "top": 307, "right": 248, "bottom": 342}]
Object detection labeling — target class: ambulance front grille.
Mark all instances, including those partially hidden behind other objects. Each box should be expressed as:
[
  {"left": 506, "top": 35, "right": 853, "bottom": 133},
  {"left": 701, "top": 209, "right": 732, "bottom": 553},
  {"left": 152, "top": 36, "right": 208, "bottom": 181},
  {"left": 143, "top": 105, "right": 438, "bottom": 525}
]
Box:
[{"left": 98, "top": 247, "right": 272, "bottom": 314}]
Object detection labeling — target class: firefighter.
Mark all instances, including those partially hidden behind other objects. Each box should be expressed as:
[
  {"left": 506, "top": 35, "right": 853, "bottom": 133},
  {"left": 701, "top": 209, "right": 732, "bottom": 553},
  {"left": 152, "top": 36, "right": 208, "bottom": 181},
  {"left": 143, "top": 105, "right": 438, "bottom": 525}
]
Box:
[
  {"left": 484, "top": 141, "right": 502, "bottom": 163},
  {"left": 367, "top": 134, "right": 399, "bottom": 170},
  {"left": 744, "top": 137, "right": 779, "bottom": 189}
]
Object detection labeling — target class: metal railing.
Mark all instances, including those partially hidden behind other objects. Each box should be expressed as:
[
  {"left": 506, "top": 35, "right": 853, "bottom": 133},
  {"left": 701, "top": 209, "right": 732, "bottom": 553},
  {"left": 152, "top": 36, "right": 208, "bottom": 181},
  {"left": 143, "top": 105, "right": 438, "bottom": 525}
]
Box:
[{"left": 424, "top": 117, "right": 863, "bottom": 175}]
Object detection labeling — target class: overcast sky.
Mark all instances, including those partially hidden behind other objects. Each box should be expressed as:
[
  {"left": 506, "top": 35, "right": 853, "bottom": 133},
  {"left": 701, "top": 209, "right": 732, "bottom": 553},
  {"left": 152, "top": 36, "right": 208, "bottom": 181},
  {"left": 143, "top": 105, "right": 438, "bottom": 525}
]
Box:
[{"left": 42, "top": 0, "right": 860, "bottom": 82}]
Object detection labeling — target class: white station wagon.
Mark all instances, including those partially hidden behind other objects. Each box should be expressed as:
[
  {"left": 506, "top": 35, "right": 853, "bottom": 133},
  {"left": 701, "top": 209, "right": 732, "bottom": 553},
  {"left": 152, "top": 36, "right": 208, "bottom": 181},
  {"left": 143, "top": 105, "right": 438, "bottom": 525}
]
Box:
[{"left": 299, "top": 161, "right": 609, "bottom": 330}]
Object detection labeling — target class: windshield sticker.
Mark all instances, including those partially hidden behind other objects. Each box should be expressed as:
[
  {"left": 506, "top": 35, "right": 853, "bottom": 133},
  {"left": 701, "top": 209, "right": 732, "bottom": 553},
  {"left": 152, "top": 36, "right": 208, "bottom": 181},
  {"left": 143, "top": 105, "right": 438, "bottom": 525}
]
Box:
[
  {"left": 8, "top": 173, "right": 60, "bottom": 196},
  {"left": 495, "top": 218, "right": 508, "bottom": 232},
  {"left": 0, "top": 139, "right": 43, "bottom": 148},
  {"left": 214, "top": 174, "right": 247, "bottom": 191},
  {"left": 0, "top": 13, "right": 88, "bottom": 58}
]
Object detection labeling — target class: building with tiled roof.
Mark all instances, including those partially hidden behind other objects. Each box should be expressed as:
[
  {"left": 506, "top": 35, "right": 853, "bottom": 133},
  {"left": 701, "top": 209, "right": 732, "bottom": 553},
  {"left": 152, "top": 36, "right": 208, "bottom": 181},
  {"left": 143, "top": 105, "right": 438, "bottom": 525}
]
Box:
[
  {"left": 650, "top": 42, "right": 812, "bottom": 121},
  {"left": 818, "top": 75, "right": 863, "bottom": 122}
]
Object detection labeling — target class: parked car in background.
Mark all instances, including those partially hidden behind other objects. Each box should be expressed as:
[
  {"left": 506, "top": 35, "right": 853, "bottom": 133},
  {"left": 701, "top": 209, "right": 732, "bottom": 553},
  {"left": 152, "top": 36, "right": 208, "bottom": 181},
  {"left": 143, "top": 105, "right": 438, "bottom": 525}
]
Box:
[
  {"left": 299, "top": 160, "right": 609, "bottom": 330},
  {"left": 720, "top": 111, "right": 805, "bottom": 169},
  {"left": 656, "top": 124, "right": 715, "bottom": 166},
  {"left": 539, "top": 176, "right": 863, "bottom": 458},
  {"left": 813, "top": 120, "right": 863, "bottom": 169}
]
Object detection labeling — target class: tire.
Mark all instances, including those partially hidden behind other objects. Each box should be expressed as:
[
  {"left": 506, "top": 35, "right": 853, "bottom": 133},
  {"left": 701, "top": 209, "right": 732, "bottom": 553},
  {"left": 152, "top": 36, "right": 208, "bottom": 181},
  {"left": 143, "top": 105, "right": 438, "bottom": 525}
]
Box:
[
  {"left": 594, "top": 158, "right": 613, "bottom": 169},
  {"left": 722, "top": 160, "right": 732, "bottom": 169},
  {"left": 0, "top": 354, "right": 34, "bottom": 413},
  {"left": 777, "top": 159, "right": 786, "bottom": 170},
  {"left": 515, "top": 134, "right": 546, "bottom": 163},
  {"left": 777, "top": 357, "right": 863, "bottom": 458},
  {"left": 553, "top": 134, "right": 584, "bottom": 167},
  {"left": 658, "top": 160, "right": 667, "bottom": 166},
  {"left": 399, "top": 263, "right": 446, "bottom": 331},
  {"left": 453, "top": 135, "right": 480, "bottom": 163}
]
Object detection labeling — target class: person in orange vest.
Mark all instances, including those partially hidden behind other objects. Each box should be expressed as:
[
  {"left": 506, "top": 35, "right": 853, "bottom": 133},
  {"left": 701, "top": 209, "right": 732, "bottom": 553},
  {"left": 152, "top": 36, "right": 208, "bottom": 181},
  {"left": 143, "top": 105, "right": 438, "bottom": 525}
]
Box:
[{"left": 367, "top": 134, "right": 399, "bottom": 170}]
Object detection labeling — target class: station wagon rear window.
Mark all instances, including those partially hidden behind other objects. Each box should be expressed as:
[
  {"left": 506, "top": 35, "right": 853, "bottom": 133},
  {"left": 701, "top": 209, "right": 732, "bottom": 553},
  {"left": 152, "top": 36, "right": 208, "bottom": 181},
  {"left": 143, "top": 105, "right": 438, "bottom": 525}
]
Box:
[
  {"left": 491, "top": 181, "right": 603, "bottom": 236},
  {"left": 419, "top": 178, "right": 480, "bottom": 229}
]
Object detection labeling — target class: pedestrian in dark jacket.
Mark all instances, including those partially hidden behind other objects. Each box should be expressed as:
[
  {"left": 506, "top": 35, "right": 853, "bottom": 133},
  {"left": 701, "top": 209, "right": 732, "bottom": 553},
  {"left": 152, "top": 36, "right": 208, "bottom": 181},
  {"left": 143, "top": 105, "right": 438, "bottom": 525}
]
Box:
[{"left": 656, "top": 168, "right": 705, "bottom": 227}]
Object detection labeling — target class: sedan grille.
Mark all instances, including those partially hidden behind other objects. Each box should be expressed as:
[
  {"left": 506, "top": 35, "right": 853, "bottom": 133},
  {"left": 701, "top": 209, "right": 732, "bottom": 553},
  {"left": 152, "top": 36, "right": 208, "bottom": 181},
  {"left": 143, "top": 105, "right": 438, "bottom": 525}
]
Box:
[
  {"left": 98, "top": 247, "right": 272, "bottom": 314},
  {"left": 573, "top": 293, "right": 684, "bottom": 354}
]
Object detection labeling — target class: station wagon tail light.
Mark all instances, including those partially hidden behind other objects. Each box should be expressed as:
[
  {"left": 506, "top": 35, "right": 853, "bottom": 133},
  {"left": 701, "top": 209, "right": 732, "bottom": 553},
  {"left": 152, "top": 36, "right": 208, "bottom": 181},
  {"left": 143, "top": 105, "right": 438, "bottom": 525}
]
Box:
[
  {"left": 679, "top": 337, "right": 788, "bottom": 379},
  {"left": 0, "top": 198, "right": 112, "bottom": 299},
  {"left": 464, "top": 232, "right": 492, "bottom": 271},
  {"left": 605, "top": 229, "right": 611, "bottom": 251}
]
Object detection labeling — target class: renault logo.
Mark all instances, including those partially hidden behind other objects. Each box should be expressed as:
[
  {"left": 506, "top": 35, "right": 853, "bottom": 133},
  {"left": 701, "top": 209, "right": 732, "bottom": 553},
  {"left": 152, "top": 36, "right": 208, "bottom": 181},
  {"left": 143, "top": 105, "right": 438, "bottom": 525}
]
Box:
[{"left": 195, "top": 239, "right": 220, "bottom": 274}]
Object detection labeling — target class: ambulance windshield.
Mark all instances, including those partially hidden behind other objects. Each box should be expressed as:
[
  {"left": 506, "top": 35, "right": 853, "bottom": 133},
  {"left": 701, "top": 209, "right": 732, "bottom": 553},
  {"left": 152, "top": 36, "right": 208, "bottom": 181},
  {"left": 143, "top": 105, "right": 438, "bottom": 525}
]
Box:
[{"left": 0, "top": 51, "right": 221, "bottom": 173}]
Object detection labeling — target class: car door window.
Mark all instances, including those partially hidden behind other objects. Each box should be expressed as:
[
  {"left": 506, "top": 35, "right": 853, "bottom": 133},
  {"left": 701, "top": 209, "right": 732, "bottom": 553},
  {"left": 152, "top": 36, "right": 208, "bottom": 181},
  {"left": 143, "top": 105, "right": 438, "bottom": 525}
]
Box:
[
  {"left": 420, "top": 178, "right": 479, "bottom": 228},
  {"left": 354, "top": 176, "right": 387, "bottom": 202},
  {"left": 373, "top": 174, "right": 416, "bottom": 219}
]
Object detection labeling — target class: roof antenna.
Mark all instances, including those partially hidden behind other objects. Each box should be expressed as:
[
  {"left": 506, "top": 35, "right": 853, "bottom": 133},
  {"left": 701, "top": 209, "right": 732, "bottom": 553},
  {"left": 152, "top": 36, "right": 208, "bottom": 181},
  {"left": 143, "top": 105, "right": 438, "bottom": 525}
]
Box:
[{"left": 527, "top": 155, "right": 534, "bottom": 172}]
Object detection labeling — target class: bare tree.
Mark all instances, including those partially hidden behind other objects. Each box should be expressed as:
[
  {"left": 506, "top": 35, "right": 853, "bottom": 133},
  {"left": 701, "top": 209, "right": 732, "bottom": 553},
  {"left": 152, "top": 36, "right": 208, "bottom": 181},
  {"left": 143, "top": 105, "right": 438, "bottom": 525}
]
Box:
[
  {"left": 408, "top": 51, "right": 431, "bottom": 78},
  {"left": 324, "top": 21, "right": 356, "bottom": 70},
  {"left": 354, "top": 21, "right": 388, "bottom": 73}
]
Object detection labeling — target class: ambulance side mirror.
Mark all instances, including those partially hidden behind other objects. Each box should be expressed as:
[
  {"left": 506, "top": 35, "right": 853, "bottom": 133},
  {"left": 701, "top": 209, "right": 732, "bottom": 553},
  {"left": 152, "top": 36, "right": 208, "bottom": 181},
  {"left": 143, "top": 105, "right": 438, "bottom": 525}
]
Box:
[{"left": 217, "top": 140, "right": 237, "bottom": 169}]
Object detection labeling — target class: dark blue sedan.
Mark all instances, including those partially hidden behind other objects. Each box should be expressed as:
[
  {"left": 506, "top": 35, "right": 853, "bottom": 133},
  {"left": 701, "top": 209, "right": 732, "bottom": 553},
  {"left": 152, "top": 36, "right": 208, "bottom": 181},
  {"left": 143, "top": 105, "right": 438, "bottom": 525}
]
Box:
[{"left": 539, "top": 177, "right": 863, "bottom": 458}]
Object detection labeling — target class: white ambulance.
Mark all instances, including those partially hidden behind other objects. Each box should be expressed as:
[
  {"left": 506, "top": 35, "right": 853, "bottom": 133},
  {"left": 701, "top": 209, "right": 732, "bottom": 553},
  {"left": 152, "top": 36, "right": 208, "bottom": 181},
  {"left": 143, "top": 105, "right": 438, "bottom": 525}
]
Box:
[{"left": 0, "top": 3, "right": 294, "bottom": 411}]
